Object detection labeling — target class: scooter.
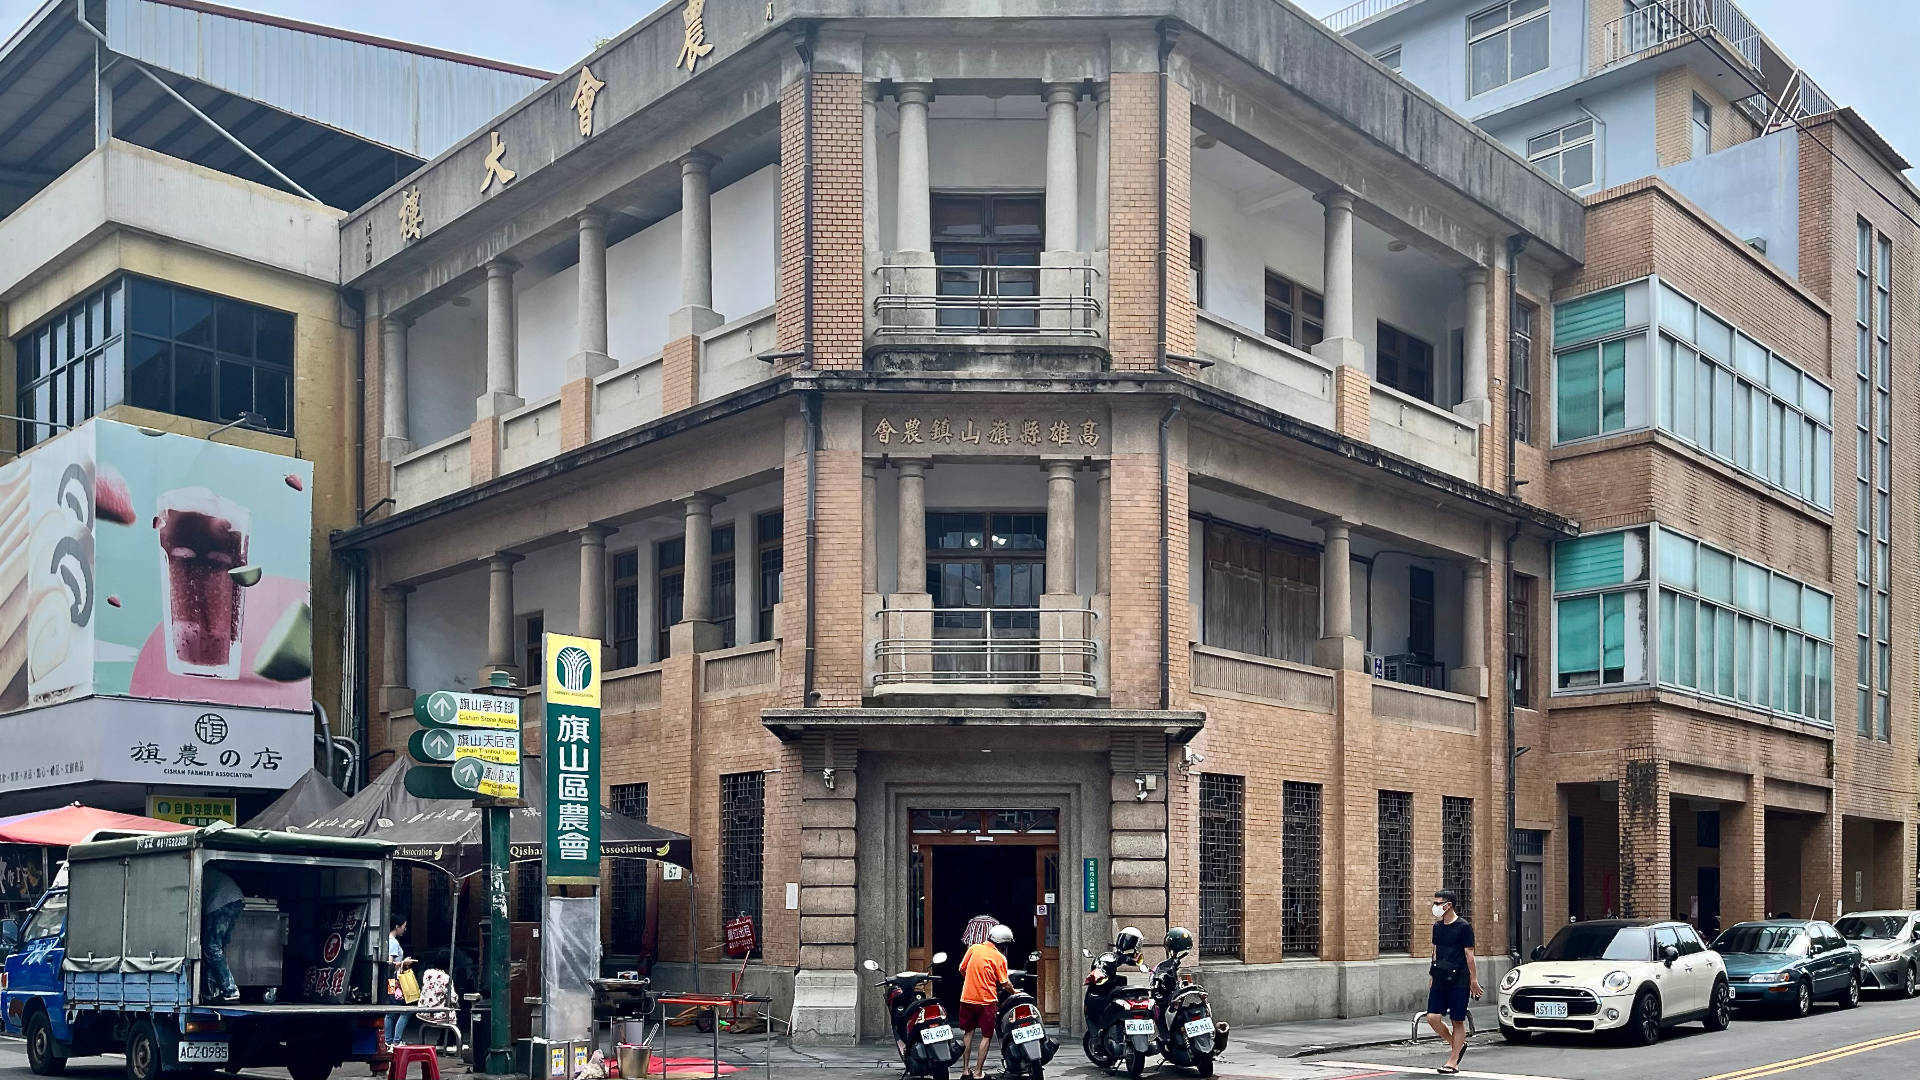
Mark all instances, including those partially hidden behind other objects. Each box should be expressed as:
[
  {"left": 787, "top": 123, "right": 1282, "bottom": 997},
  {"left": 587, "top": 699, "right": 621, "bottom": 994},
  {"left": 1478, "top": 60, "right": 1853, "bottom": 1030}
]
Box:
[
  {"left": 1145, "top": 928, "right": 1228, "bottom": 1077},
  {"left": 862, "top": 953, "right": 964, "bottom": 1079},
  {"left": 996, "top": 952, "right": 1060, "bottom": 1080},
  {"left": 1081, "top": 934, "right": 1157, "bottom": 1077}
]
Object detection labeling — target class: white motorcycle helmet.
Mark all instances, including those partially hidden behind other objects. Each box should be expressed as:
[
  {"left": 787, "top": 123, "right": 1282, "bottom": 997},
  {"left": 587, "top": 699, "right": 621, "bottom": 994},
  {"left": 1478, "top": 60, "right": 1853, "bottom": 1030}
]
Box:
[{"left": 988, "top": 924, "right": 1015, "bottom": 945}]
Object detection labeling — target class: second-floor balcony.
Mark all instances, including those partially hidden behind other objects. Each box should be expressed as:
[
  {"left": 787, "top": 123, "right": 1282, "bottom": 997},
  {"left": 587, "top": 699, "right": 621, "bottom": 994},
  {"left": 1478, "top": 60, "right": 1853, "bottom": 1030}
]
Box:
[
  {"left": 1601, "top": 0, "right": 1761, "bottom": 70},
  {"left": 873, "top": 605, "right": 1101, "bottom": 694},
  {"left": 871, "top": 262, "right": 1104, "bottom": 342}
]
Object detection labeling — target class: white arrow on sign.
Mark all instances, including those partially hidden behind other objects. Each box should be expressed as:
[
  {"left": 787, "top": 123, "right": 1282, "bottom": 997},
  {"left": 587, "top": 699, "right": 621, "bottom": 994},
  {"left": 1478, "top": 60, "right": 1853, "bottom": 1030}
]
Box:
[
  {"left": 423, "top": 729, "right": 455, "bottom": 759},
  {"left": 428, "top": 692, "right": 457, "bottom": 723},
  {"left": 452, "top": 758, "right": 484, "bottom": 790}
]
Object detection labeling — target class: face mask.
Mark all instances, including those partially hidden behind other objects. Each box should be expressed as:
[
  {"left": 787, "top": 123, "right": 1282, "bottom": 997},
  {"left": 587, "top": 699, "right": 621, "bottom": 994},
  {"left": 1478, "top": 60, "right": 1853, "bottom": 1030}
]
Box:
[{"left": 1431, "top": 904, "right": 1447, "bottom": 919}]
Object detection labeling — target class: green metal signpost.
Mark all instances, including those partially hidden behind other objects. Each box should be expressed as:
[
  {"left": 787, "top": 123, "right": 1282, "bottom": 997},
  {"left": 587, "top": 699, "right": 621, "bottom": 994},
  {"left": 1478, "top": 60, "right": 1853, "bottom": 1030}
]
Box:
[{"left": 406, "top": 686, "right": 522, "bottom": 1073}]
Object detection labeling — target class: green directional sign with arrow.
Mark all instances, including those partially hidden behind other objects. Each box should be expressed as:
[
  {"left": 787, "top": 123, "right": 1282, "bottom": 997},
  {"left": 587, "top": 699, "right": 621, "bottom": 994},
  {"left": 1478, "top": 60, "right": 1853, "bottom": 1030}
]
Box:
[
  {"left": 408, "top": 689, "right": 523, "bottom": 800},
  {"left": 410, "top": 727, "right": 457, "bottom": 762}
]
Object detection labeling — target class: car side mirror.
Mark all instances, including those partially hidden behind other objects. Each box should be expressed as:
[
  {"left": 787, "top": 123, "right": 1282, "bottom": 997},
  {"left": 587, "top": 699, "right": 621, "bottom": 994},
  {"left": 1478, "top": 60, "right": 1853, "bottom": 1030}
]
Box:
[
  {"left": 1662, "top": 944, "right": 1680, "bottom": 966},
  {"left": 1530, "top": 945, "right": 1545, "bottom": 962}
]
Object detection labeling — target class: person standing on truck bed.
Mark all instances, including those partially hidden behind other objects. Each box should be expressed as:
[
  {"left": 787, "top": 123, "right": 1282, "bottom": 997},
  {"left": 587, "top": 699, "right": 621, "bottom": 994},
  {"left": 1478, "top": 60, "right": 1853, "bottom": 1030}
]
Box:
[{"left": 202, "top": 866, "right": 246, "bottom": 1003}]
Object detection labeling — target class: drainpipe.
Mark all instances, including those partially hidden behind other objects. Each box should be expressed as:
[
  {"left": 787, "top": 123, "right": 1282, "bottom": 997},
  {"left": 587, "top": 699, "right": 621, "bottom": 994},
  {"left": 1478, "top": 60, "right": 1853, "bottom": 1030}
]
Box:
[
  {"left": 1504, "top": 232, "right": 1529, "bottom": 959},
  {"left": 1155, "top": 22, "right": 1180, "bottom": 714},
  {"left": 803, "top": 392, "right": 821, "bottom": 705},
  {"left": 1156, "top": 21, "right": 1176, "bottom": 378},
  {"left": 1158, "top": 402, "right": 1180, "bottom": 712},
  {"left": 789, "top": 25, "right": 819, "bottom": 704},
  {"left": 346, "top": 288, "right": 368, "bottom": 787}
]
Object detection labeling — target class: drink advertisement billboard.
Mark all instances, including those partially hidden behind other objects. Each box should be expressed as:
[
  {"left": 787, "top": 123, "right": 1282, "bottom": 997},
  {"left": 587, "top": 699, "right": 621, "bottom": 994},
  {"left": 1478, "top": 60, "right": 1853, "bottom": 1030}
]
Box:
[{"left": 0, "top": 419, "right": 313, "bottom": 714}]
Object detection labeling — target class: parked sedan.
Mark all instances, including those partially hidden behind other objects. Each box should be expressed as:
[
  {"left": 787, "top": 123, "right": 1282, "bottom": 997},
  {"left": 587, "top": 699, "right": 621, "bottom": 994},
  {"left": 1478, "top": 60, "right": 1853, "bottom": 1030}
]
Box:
[
  {"left": 1714, "top": 920, "right": 1862, "bottom": 1017},
  {"left": 1835, "top": 911, "right": 1920, "bottom": 998}
]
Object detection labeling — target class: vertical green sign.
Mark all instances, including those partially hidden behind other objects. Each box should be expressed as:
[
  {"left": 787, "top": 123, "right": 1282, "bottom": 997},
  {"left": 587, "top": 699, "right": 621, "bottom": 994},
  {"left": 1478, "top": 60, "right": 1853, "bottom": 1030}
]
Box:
[
  {"left": 1082, "top": 857, "right": 1099, "bottom": 913},
  {"left": 544, "top": 633, "right": 602, "bottom": 884}
]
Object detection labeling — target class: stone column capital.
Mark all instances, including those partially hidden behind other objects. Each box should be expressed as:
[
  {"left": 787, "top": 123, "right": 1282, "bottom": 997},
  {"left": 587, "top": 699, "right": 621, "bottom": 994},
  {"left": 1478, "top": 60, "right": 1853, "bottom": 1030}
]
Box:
[
  {"left": 1464, "top": 558, "right": 1489, "bottom": 580},
  {"left": 575, "top": 523, "right": 617, "bottom": 543},
  {"left": 484, "top": 257, "right": 518, "bottom": 278},
  {"left": 1462, "top": 266, "right": 1490, "bottom": 287},
  {"left": 1043, "top": 459, "right": 1079, "bottom": 479},
  {"left": 1314, "top": 516, "right": 1351, "bottom": 540},
  {"left": 1315, "top": 188, "right": 1355, "bottom": 213},
  {"left": 681, "top": 492, "right": 718, "bottom": 513},
  {"left": 380, "top": 583, "right": 415, "bottom": 601},
  {"left": 576, "top": 207, "right": 608, "bottom": 231},
  {"left": 486, "top": 552, "right": 524, "bottom": 571},
  {"left": 894, "top": 82, "right": 933, "bottom": 107},
  {"left": 382, "top": 312, "right": 413, "bottom": 331},
  {"left": 1044, "top": 82, "right": 1081, "bottom": 106},
  {"left": 893, "top": 458, "right": 930, "bottom": 476},
  {"left": 679, "top": 150, "right": 717, "bottom": 176}
]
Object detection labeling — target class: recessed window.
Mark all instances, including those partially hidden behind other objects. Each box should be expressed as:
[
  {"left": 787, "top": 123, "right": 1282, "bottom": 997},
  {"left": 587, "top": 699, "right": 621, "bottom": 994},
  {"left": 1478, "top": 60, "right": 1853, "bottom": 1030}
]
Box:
[
  {"left": 521, "top": 612, "right": 545, "bottom": 687},
  {"left": 1511, "top": 299, "right": 1538, "bottom": 443},
  {"left": 1691, "top": 93, "right": 1712, "bottom": 159},
  {"left": 1376, "top": 322, "right": 1436, "bottom": 403},
  {"left": 1375, "top": 45, "right": 1403, "bottom": 73},
  {"left": 1263, "top": 272, "right": 1324, "bottom": 350},
  {"left": 1527, "top": 119, "right": 1595, "bottom": 189},
  {"left": 1468, "top": 0, "right": 1550, "bottom": 96},
  {"left": 1189, "top": 233, "right": 1206, "bottom": 310},
  {"left": 756, "top": 511, "right": 783, "bottom": 643}
]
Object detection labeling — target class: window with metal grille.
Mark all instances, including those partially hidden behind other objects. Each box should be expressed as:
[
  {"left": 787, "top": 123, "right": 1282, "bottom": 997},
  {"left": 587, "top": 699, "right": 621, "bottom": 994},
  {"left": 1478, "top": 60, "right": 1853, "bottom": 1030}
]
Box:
[
  {"left": 610, "top": 783, "right": 649, "bottom": 954},
  {"left": 1378, "top": 790, "right": 1414, "bottom": 953},
  {"left": 1512, "top": 574, "right": 1535, "bottom": 707},
  {"left": 1442, "top": 796, "right": 1474, "bottom": 918},
  {"left": 1511, "top": 300, "right": 1537, "bottom": 442},
  {"left": 720, "top": 771, "right": 765, "bottom": 958},
  {"left": 1198, "top": 773, "right": 1244, "bottom": 957},
  {"left": 1281, "top": 781, "right": 1323, "bottom": 958},
  {"left": 610, "top": 549, "right": 641, "bottom": 669},
  {"left": 515, "top": 861, "right": 541, "bottom": 923},
  {"left": 757, "top": 512, "right": 783, "bottom": 643}
]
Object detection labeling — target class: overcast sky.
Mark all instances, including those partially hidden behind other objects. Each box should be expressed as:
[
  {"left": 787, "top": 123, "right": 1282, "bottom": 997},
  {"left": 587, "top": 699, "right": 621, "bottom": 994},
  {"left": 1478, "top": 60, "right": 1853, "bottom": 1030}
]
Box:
[{"left": 2, "top": 0, "right": 1912, "bottom": 167}]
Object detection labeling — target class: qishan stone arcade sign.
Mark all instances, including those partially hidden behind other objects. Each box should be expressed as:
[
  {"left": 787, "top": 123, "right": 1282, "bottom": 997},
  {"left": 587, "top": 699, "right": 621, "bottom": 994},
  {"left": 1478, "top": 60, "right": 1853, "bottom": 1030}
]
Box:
[{"left": 864, "top": 409, "right": 1112, "bottom": 456}]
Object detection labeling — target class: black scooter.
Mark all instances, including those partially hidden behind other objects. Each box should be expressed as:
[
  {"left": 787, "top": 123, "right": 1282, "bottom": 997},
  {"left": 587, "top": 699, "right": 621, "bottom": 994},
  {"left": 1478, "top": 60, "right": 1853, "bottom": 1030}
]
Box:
[
  {"left": 1145, "top": 937, "right": 1227, "bottom": 1077},
  {"left": 862, "top": 953, "right": 963, "bottom": 1079},
  {"left": 1081, "top": 943, "right": 1157, "bottom": 1077},
  {"left": 996, "top": 952, "right": 1060, "bottom": 1079}
]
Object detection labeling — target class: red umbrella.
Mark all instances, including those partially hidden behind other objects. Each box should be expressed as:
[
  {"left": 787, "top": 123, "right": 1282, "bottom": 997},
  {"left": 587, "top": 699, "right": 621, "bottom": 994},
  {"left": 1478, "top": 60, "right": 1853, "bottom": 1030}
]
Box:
[{"left": 0, "top": 803, "right": 194, "bottom": 846}]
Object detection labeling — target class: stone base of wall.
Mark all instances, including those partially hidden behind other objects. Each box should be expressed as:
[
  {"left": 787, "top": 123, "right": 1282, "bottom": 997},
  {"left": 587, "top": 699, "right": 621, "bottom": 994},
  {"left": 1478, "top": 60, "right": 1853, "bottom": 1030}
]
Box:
[
  {"left": 1194, "top": 955, "right": 1513, "bottom": 1027},
  {"left": 789, "top": 969, "right": 861, "bottom": 1045}
]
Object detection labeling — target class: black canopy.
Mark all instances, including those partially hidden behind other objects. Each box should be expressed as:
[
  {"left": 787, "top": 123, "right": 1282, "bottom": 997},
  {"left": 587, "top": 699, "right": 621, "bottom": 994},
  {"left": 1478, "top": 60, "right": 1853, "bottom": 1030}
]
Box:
[
  {"left": 242, "top": 769, "right": 349, "bottom": 832},
  {"left": 292, "top": 757, "right": 692, "bottom": 877}
]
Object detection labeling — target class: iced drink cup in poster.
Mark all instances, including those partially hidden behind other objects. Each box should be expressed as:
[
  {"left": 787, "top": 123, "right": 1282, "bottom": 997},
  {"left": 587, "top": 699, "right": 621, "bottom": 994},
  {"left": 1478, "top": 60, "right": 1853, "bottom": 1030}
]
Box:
[{"left": 156, "top": 487, "right": 250, "bottom": 678}]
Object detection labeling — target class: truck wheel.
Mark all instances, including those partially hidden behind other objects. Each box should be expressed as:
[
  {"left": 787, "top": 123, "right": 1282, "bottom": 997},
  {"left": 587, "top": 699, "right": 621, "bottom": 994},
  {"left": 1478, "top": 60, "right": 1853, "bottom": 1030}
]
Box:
[
  {"left": 287, "top": 1061, "right": 334, "bottom": 1080},
  {"left": 26, "top": 1010, "right": 68, "bottom": 1076},
  {"left": 125, "top": 1023, "right": 162, "bottom": 1080}
]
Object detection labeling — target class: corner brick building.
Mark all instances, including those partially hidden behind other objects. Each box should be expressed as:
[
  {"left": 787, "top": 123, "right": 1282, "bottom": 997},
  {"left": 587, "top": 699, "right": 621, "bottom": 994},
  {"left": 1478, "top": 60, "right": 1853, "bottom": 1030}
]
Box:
[{"left": 333, "top": 0, "right": 1915, "bottom": 1040}]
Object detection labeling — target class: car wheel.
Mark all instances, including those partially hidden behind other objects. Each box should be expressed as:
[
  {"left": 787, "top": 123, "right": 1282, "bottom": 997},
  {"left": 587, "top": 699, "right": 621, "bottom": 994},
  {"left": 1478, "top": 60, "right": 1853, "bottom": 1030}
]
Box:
[
  {"left": 125, "top": 1023, "right": 163, "bottom": 1080},
  {"left": 1789, "top": 978, "right": 1813, "bottom": 1018},
  {"left": 1625, "top": 989, "right": 1661, "bottom": 1047},
  {"left": 26, "top": 1009, "right": 68, "bottom": 1077},
  {"left": 1500, "top": 1025, "right": 1532, "bottom": 1044},
  {"left": 1905, "top": 963, "right": 1919, "bottom": 999},
  {"left": 1838, "top": 970, "right": 1861, "bottom": 1009},
  {"left": 1703, "top": 979, "right": 1732, "bottom": 1032}
]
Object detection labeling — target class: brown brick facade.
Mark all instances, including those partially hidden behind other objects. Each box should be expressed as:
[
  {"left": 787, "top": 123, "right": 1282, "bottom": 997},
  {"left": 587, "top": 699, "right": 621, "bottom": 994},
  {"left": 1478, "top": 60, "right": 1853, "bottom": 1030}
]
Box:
[{"left": 778, "top": 72, "right": 864, "bottom": 372}]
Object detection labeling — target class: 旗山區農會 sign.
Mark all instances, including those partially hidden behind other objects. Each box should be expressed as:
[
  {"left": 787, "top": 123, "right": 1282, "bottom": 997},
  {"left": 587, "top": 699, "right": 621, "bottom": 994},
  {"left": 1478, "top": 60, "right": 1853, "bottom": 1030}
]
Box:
[
  {"left": 544, "top": 633, "right": 601, "bottom": 883},
  {"left": 146, "top": 796, "right": 236, "bottom": 827}
]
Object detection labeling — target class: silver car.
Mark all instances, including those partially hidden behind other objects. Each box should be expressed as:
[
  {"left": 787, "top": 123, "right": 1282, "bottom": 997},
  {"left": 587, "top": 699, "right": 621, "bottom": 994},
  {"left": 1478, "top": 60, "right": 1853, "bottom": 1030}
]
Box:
[{"left": 1835, "top": 911, "right": 1920, "bottom": 998}]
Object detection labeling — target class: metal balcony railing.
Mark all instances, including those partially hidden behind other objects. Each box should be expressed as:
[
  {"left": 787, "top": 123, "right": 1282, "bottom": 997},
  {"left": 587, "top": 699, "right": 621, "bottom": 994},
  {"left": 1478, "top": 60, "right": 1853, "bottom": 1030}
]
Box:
[
  {"left": 872, "top": 264, "right": 1102, "bottom": 337},
  {"left": 1322, "top": 0, "right": 1411, "bottom": 33},
  {"left": 872, "top": 606, "right": 1099, "bottom": 688},
  {"left": 1734, "top": 68, "right": 1837, "bottom": 134},
  {"left": 1601, "top": 0, "right": 1760, "bottom": 70}
]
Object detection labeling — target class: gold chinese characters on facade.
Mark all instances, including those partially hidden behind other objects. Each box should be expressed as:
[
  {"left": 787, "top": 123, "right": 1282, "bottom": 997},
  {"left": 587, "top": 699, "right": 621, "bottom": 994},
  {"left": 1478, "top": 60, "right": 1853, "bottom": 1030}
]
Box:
[
  {"left": 569, "top": 65, "right": 606, "bottom": 136},
  {"left": 676, "top": 0, "right": 715, "bottom": 74},
  {"left": 869, "top": 414, "right": 1103, "bottom": 450},
  {"left": 480, "top": 130, "right": 516, "bottom": 193},
  {"left": 397, "top": 187, "right": 422, "bottom": 241}
]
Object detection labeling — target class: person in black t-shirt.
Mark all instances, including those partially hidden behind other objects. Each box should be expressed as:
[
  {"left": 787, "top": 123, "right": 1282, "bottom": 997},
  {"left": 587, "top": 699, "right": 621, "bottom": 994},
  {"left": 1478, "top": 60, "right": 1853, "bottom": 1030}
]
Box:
[{"left": 1425, "top": 889, "right": 1479, "bottom": 1074}]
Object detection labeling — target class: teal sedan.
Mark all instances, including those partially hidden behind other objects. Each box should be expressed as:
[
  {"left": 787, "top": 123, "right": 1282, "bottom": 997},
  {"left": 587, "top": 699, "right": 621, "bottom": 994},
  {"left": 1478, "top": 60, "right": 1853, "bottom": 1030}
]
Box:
[{"left": 1713, "top": 920, "right": 1862, "bottom": 1018}]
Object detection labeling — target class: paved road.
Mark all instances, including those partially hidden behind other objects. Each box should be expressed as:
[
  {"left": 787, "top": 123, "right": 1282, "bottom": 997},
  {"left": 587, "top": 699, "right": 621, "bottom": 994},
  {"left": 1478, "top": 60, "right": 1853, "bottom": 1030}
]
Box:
[{"left": 1, "top": 994, "right": 1915, "bottom": 1080}]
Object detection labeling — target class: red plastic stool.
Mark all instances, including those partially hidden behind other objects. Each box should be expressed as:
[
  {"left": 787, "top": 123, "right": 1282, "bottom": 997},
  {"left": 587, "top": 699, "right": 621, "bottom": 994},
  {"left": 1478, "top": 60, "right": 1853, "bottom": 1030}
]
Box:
[{"left": 388, "top": 1044, "right": 441, "bottom": 1080}]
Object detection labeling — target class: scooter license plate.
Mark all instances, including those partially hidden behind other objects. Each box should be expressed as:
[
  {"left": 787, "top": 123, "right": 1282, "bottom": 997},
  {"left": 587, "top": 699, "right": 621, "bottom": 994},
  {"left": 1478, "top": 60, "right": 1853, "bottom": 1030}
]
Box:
[
  {"left": 1183, "top": 1017, "right": 1214, "bottom": 1039},
  {"left": 1532, "top": 1001, "right": 1568, "bottom": 1018},
  {"left": 1124, "top": 1018, "right": 1154, "bottom": 1036},
  {"left": 177, "top": 1043, "right": 228, "bottom": 1063},
  {"left": 921, "top": 1024, "right": 953, "bottom": 1044},
  {"left": 1011, "top": 1023, "right": 1043, "bottom": 1044}
]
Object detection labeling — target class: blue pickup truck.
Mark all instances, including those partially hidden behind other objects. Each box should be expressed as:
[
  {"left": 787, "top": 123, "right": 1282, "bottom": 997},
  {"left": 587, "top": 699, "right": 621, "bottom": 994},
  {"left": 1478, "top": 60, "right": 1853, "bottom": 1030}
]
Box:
[{"left": 2, "top": 827, "right": 399, "bottom": 1080}]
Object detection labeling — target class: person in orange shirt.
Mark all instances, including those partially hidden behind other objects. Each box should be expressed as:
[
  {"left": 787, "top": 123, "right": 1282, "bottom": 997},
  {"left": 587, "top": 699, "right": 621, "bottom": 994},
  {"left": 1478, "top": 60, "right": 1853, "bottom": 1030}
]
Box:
[{"left": 957, "top": 924, "right": 1014, "bottom": 1080}]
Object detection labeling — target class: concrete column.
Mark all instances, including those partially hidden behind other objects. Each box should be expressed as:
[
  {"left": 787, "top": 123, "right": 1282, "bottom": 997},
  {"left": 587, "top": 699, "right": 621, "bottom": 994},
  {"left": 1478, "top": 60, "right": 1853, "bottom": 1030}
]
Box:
[
  {"left": 672, "top": 152, "right": 723, "bottom": 338},
  {"left": 1722, "top": 775, "right": 1766, "bottom": 926},
  {"left": 862, "top": 464, "right": 878, "bottom": 593},
  {"left": 1095, "top": 465, "right": 1111, "bottom": 594},
  {"left": 1457, "top": 268, "right": 1491, "bottom": 424},
  {"left": 862, "top": 83, "right": 880, "bottom": 253},
  {"left": 1617, "top": 755, "right": 1672, "bottom": 920},
  {"left": 379, "top": 584, "right": 413, "bottom": 712},
  {"left": 1094, "top": 84, "right": 1110, "bottom": 252},
  {"left": 571, "top": 209, "right": 614, "bottom": 378},
  {"left": 1044, "top": 84, "right": 1080, "bottom": 253},
  {"left": 481, "top": 552, "right": 523, "bottom": 685},
  {"left": 1451, "top": 561, "right": 1490, "bottom": 698},
  {"left": 380, "top": 316, "right": 412, "bottom": 460},
  {"left": 577, "top": 525, "right": 615, "bottom": 640},
  {"left": 895, "top": 460, "right": 927, "bottom": 594},
  {"left": 478, "top": 258, "right": 522, "bottom": 418},
  {"left": 1315, "top": 517, "right": 1363, "bottom": 670},
  {"left": 1311, "top": 191, "right": 1365, "bottom": 370},
  {"left": 1045, "top": 461, "right": 1077, "bottom": 592},
  {"left": 893, "top": 84, "right": 933, "bottom": 253},
  {"left": 682, "top": 495, "right": 715, "bottom": 623}
]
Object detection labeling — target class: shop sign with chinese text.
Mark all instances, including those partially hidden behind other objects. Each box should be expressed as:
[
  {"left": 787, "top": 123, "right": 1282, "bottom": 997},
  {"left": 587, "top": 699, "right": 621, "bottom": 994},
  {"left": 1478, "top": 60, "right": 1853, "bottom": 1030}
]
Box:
[
  {"left": 544, "top": 633, "right": 601, "bottom": 884},
  {"left": 146, "top": 796, "right": 236, "bottom": 827}
]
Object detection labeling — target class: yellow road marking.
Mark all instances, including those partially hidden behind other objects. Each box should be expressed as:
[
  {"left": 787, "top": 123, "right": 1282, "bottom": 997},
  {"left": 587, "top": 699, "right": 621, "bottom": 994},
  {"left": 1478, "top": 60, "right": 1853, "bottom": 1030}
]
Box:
[{"left": 1701, "top": 1027, "right": 1920, "bottom": 1080}]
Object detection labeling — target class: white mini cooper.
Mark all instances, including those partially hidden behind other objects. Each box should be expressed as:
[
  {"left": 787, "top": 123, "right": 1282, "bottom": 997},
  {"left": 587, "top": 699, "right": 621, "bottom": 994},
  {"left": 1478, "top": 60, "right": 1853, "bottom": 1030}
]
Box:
[{"left": 1498, "top": 918, "right": 1732, "bottom": 1046}]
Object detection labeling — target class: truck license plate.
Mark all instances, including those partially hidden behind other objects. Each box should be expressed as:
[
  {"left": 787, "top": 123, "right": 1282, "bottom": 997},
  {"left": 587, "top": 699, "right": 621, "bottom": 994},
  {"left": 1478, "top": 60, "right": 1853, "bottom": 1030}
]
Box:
[
  {"left": 1124, "top": 1018, "right": 1154, "bottom": 1036},
  {"left": 177, "top": 1043, "right": 229, "bottom": 1063},
  {"left": 921, "top": 1024, "right": 952, "bottom": 1044},
  {"left": 1011, "top": 1023, "right": 1043, "bottom": 1044},
  {"left": 1183, "top": 1017, "right": 1214, "bottom": 1039},
  {"left": 1533, "top": 1001, "right": 1568, "bottom": 1018}
]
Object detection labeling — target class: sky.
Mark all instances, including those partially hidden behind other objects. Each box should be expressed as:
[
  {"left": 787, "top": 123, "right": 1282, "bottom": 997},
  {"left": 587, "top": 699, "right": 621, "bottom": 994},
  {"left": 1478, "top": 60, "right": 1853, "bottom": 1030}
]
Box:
[{"left": 1, "top": 0, "right": 1913, "bottom": 165}]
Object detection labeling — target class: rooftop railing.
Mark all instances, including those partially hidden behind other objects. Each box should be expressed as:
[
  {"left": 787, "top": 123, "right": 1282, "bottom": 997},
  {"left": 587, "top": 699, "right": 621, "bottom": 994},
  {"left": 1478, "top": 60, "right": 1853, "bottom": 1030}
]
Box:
[
  {"left": 1322, "top": 0, "right": 1411, "bottom": 33},
  {"left": 1601, "top": 0, "right": 1760, "bottom": 70}
]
